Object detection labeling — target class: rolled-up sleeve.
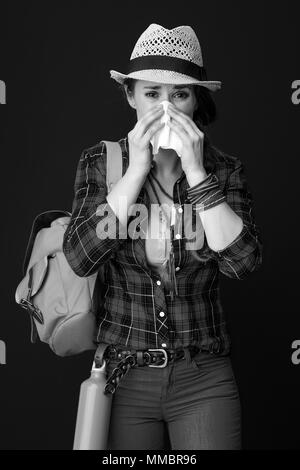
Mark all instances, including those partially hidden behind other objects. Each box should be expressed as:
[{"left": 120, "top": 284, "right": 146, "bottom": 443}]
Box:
[
  {"left": 63, "top": 143, "right": 128, "bottom": 277},
  {"left": 210, "top": 159, "right": 263, "bottom": 280}
]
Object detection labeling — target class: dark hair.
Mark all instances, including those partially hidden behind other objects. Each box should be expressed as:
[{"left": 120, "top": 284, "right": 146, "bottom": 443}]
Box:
[{"left": 118, "top": 77, "right": 219, "bottom": 167}]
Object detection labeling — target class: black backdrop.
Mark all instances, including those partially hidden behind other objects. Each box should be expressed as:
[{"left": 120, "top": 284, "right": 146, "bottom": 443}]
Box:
[{"left": 1, "top": 1, "right": 299, "bottom": 450}]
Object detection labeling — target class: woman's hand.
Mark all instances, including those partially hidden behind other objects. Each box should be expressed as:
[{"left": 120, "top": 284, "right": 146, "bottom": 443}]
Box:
[
  {"left": 127, "top": 105, "right": 164, "bottom": 176},
  {"left": 167, "top": 103, "right": 206, "bottom": 178}
]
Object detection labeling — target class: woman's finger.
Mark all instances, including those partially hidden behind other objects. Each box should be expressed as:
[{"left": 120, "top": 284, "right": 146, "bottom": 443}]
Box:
[
  {"left": 168, "top": 106, "right": 203, "bottom": 139},
  {"left": 141, "top": 120, "right": 165, "bottom": 146},
  {"left": 168, "top": 120, "right": 190, "bottom": 144},
  {"left": 134, "top": 107, "right": 164, "bottom": 140}
]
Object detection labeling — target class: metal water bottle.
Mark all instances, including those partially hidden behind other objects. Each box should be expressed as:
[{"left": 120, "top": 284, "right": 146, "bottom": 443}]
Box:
[{"left": 73, "top": 358, "right": 113, "bottom": 450}]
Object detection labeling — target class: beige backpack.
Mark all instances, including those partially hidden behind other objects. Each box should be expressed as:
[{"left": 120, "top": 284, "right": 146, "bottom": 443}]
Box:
[{"left": 15, "top": 141, "right": 123, "bottom": 356}]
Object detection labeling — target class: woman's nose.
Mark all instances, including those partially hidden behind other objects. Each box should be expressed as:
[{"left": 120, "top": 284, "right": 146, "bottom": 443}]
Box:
[
  {"left": 157, "top": 100, "right": 176, "bottom": 114},
  {"left": 158, "top": 96, "right": 171, "bottom": 105},
  {"left": 158, "top": 99, "right": 174, "bottom": 109}
]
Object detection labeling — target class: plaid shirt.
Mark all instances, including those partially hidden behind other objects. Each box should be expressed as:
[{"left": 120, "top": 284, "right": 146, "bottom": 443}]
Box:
[{"left": 63, "top": 136, "right": 263, "bottom": 355}]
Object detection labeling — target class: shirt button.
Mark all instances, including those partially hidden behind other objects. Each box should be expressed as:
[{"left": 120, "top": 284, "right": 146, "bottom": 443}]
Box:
[
  {"left": 156, "top": 280, "right": 161, "bottom": 285},
  {"left": 159, "top": 311, "right": 165, "bottom": 317},
  {"left": 161, "top": 343, "right": 167, "bottom": 348},
  {"left": 175, "top": 233, "right": 181, "bottom": 239},
  {"left": 175, "top": 266, "right": 180, "bottom": 271},
  {"left": 178, "top": 207, "right": 183, "bottom": 213}
]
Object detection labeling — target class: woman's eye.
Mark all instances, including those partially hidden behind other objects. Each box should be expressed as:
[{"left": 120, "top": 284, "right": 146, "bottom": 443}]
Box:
[
  {"left": 145, "top": 92, "right": 158, "bottom": 98},
  {"left": 174, "top": 92, "right": 189, "bottom": 99}
]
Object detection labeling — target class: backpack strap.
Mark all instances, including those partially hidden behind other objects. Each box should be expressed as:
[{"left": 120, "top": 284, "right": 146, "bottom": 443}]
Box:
[
  {"left": 101, "top": 140, "right": 123, "bottom": 194},
  {"left": 90, "top": 141, "right": 123, "bottom": 363}
]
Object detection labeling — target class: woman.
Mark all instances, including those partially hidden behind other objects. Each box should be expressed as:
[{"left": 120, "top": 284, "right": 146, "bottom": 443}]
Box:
[{"left": 63, "top": 23, "right": 263, "bottom": 450}]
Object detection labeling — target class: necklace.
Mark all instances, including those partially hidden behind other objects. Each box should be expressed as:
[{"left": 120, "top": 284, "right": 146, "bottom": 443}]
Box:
[
  {"left": 146, "top": 173, "right": 178, "bottom": 301},
  {"left": 147, "top": 174, "right": 172, "bottom": 223},
  {"left": 147, "top": 176, "right": 168, "bottom": 222},
  {"left": 149, "top": 169, "right": 173, "bottom": 201}
]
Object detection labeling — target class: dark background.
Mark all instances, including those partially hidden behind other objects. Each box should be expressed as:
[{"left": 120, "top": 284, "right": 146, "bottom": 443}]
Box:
[{"left": 1, "top": 1, "right": 299, "bottom": 450}]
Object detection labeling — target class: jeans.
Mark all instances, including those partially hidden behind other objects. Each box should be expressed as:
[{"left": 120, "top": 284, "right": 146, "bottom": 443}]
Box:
[{"left": 106, "top": 347, "right": 242, "bottom": 450}]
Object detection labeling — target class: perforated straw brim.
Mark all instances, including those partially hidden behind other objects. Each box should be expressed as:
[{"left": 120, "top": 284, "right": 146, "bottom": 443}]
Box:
[{"left": 110, "top": 69, "right": 222, "bottom": 92}]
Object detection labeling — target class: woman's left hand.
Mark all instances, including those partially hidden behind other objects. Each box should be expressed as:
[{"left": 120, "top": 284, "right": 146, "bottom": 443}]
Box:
[{"left": 167, "top": 104, "right": 206, "bottom": 177}]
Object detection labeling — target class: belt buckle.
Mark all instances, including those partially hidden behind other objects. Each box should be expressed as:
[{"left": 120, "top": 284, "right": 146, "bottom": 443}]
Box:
[{"left": 148, "top": 348, "right": 168, "bottom": 368}]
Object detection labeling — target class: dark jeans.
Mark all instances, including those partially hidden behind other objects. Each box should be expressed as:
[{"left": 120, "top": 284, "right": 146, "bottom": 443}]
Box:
[{"left": 106, "top": 347, "right": 242, "bottom": 450}]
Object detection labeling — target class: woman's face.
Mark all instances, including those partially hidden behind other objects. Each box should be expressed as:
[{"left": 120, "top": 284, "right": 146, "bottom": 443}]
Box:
[{"left": 125, "top": 80, "right": 198, "bottom": 121}]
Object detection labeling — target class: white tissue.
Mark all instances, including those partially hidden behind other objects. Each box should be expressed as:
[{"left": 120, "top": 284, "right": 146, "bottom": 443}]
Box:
[{"left": 150, "top": 101, "right": 183, "bottom": 157}]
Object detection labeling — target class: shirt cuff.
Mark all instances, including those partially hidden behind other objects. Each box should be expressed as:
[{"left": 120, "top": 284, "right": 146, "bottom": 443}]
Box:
[{"left": 214, "top": 223, "right": 258, "bottom": 260}]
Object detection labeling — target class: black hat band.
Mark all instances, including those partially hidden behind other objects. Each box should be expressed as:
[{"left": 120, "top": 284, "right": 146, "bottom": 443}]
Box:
[{"left": 127, "top": 55, "right": 207, "bottom": 81}]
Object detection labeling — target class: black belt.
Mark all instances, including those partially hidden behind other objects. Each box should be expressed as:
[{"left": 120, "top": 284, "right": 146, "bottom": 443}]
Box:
[
  {"left": 104, "top": 345, "right": 202, "bottom": 368},
  {"left": 103, "top": 345, "right": 210, "bottom": 394}
]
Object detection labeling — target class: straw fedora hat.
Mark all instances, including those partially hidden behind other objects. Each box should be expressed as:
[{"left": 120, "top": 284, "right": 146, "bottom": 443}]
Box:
[{"left": 109, "top": 23, "right": 222, "bottom": 92}]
